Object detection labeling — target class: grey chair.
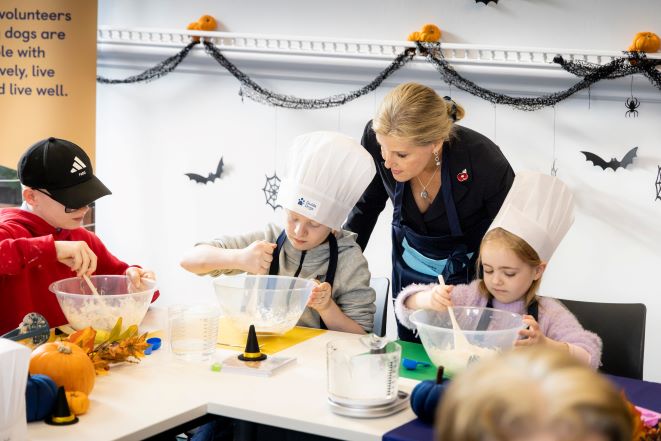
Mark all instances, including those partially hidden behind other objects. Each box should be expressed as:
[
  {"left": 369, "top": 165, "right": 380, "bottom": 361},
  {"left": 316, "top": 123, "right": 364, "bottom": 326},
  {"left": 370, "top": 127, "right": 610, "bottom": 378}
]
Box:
[
  {"left": 370, "top": 277, "right": 390, "bottom": 337},
  {"left": 559, "top": 299, "right": 646, "bottom": 380}
]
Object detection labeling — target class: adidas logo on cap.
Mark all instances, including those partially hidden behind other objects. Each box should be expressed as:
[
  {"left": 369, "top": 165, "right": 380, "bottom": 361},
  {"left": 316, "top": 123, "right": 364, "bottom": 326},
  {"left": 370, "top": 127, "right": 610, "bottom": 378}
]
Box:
[{"left": 70, "top": 156, "right": 87, "bottom": 174}]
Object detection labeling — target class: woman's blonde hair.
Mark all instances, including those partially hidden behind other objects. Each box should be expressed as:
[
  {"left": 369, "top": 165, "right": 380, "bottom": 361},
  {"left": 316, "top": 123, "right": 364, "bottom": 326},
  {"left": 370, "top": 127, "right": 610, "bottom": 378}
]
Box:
[
  {"left": 436, "top": 347, "right": 634, "bottom": 441},
  {"left": 373, "top": 82, "right": 465, "bottom": 147},
  {"left": 477, "top": 227, "right": 543, "bottom": 306}
]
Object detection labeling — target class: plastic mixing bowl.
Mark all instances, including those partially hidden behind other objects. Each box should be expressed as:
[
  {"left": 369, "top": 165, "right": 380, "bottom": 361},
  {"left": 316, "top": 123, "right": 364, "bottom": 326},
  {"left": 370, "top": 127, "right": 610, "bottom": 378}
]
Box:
[
  {"left": 50, "top": 275, "right": 156, "bottom": 332},
  {"left": 410, "top": 307, "right": 524, "bottom": 377},
  {"left": 213, "top": 274, "right": 315, "bottom": 335}
]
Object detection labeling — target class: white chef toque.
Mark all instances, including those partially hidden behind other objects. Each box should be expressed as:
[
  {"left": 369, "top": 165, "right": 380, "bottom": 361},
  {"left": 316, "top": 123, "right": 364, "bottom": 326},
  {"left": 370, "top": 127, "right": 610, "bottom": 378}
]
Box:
[
  {"left": 278, "top": 131, "right": 376, "bottom": 230},
  {"left": 487, "top": 171, "right": 575, "bottom": 262}
]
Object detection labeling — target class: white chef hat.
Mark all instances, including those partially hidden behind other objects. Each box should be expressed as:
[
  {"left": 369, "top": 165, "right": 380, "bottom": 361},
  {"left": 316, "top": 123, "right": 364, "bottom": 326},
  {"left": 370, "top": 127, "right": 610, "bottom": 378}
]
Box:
[
  {"left": 278, "top": 131, "right": 376, "bottom": 230},
  {"left": 487, "top": 171, "right": 575, "bottom": 262}
]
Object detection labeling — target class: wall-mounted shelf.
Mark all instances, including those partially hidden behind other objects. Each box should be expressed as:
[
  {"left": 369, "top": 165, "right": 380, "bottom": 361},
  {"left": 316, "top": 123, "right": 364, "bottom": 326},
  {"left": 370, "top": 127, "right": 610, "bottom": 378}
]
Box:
[{"left": 96, "top": 26, "right": 661, "bottom": 102}]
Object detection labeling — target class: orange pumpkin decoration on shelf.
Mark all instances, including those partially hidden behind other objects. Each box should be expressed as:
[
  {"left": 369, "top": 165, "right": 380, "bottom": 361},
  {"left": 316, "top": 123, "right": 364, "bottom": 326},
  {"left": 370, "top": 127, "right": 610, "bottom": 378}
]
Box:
[
  {"left": 408, "top": 23, "right": 442, "bottom": 42},
  {"left": 628, "top": 32, "right": 660, "bottom": 53},
  {"left": 187, "top": 14, "right": 218, "bottom": 42},
  {"left": 29, "top": 341, "right": 96, "bottom": 395},
  {"left": 65, "top": 391, "right": 90, "bottom": 416}
]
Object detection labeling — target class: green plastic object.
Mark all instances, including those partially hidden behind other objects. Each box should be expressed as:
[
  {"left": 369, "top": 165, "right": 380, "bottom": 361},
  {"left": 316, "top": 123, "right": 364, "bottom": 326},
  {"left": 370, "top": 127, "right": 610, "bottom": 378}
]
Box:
[{"left": 211, "top": 362, "right": 222, "bottom": 372}]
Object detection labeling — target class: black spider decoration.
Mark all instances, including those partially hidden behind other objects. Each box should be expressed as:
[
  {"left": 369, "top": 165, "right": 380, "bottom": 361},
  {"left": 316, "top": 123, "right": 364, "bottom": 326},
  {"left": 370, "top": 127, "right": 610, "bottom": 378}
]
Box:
[
  {"left": 655, "top": 166, "right": 661, "bottom": 201},
  {"left": 262, "top": 173, "right": 282, "bottom": 211},
  {"left": 475, "top": 0, "right": 498, "bottom": 3},
  {"left": 625, "top": 97, "right": 640, "bottom": 117}
]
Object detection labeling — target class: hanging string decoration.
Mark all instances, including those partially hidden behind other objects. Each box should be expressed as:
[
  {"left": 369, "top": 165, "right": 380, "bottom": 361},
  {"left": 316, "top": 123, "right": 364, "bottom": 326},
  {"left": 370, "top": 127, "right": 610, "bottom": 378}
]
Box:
[
  {"left": 97, "top": 41, "right": 199, "bottom": 84},
  {"left": 96, "top": 40, "right": 661, "bottom": 111},
  {"left": 263, "top": 173, "right": 282, "bottom": 210},
  {"left": 625, "top": 76, "right": 641, "bottom": 117},
  {"left": 202, "top": 41, "right": 416, "bottom": 109}
]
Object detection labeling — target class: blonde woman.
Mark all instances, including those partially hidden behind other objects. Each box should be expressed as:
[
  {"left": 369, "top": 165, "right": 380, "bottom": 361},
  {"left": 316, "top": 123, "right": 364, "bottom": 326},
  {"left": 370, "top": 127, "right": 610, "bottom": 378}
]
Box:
[
  {"left": 436, "top": 347, "right": 634, "bottom": 441},
  {"left": 345, "top": 82, "right": 514, "bottom": 342}
]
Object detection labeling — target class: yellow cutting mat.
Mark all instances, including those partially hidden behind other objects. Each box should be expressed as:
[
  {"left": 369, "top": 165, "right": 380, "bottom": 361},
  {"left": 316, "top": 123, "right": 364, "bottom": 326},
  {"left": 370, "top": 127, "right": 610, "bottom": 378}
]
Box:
[{"left": 217, "top": 322, "right": 326, "bottom": 355}]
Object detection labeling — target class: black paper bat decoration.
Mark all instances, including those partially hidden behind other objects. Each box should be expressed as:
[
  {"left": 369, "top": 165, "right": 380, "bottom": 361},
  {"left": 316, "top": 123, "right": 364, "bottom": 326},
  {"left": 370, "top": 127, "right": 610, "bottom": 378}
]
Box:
[
  {"left": 475, "top": 0, "right": 498, "bottom": 4},
  {"left": 185, "top": 157, "right": 224, "bottom": 184},
  {"left": 580, "top": 147, "right": 637, "bottom": 171}
]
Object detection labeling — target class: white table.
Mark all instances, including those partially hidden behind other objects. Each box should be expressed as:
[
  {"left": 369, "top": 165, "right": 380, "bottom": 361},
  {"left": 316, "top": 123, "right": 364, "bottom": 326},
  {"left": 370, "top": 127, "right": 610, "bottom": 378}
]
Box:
[{"left": 27, "top": 308, "right": 417, "bottom": 441}]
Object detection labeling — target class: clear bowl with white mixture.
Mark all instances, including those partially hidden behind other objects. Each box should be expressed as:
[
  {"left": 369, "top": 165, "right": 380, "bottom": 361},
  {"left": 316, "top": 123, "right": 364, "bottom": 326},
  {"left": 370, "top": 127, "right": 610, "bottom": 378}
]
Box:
[
  {"left": 50, "top": 275, "right": 156, "bottom": 332},
  {"left": 410, "top": 307, "right": 524, "bottom": 378},
  {"left": 213, "top": 274, "right": 316, "bottom": 336}
]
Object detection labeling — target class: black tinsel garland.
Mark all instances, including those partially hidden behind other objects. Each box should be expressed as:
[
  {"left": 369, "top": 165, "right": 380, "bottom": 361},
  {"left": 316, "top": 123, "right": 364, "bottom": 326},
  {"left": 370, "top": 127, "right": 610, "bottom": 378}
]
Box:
[
  {"left": 97, "top": 39, "right": 661, "bottom": 111},
  {"left": 202, "top": 40, "right": 416, "bottom": 109},
  {"left": 97, "top": 41, "right": 199, "bottom": 84}
]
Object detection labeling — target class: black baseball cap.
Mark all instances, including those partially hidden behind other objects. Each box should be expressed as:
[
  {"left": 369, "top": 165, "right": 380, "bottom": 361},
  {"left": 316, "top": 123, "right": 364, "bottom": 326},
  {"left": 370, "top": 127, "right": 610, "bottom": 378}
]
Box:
[{"left": 17, "top": 137, "right": 111, "bottom": 209}]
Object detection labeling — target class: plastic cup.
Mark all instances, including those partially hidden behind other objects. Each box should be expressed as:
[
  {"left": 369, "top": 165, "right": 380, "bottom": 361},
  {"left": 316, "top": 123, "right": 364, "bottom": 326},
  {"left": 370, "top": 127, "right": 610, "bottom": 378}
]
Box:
[{"left": 168, "top": 304, "right": 220, "bottom": 362}]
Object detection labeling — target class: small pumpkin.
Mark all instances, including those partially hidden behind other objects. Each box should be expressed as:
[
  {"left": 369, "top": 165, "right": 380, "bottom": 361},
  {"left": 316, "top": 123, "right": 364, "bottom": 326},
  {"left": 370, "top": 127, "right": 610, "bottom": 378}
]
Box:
[
  {"left": 187, "top": 15, "right": 218, "bottom": 42},
  {"left": 407, "top": 24, "right": 442, "bottom": 42},
  {"left": 29, "top": 341, "right": 95, "bottom": 395},
  {"left": 65, "top": 391, "right": 90, "bottom": 415},
  {"left": 410, "top": 366, "right": 450, "bottom": 423},
  {"left": 628, "top": 32, "right": 660, "bottom": 53},
  {"left": 25, "top": 374, "right": 58, "bottom": 422},
  {"left": 420, "top": 24, "right": 442, "bottom": 42}
]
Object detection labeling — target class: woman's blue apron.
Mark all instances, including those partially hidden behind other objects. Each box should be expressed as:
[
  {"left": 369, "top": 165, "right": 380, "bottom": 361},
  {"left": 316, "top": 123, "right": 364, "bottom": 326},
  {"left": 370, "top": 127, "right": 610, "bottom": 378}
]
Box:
[{"left": 391, "top": 148, "right": 479, "bottom": 342}]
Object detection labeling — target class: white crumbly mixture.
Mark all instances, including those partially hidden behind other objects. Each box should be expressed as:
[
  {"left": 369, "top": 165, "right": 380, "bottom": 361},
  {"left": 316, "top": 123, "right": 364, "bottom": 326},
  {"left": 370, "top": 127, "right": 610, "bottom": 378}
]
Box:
[
  {"left": 222, "top": 309, "right": 303, "bottom": 335},
  {"left": 426, "top": 345, "right": 498, "bottom": 377},
  {"left": 58, "top": 296, "right": 150, "bottom": 331}
]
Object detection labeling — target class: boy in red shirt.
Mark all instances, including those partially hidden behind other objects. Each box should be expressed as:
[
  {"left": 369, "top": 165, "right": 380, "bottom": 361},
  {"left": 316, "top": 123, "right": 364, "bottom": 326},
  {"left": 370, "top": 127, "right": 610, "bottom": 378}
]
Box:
[{"left": 0, "top": 137, "right": 157, "bottom": 334}]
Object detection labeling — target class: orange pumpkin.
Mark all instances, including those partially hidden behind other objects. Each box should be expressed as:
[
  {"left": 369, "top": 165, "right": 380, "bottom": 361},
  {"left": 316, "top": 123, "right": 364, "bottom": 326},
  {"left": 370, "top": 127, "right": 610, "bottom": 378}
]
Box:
[
  {"left": 65, "top": 391, "right": 90, "bottom": 416},
  {"left": 420, "top": 24, "right": 442, "bottom": 42},
  {"left": 29, "top": 342, "right": 95, "bottom": 395},
  {"left": 628, "top": 32, "right": 660, "bottom": 53},
  {"left": 407, "top": 31, "right": 421, "bottom": 42},
  {"left": 197, "top": 15, "right": 217, "bottom": 31}
]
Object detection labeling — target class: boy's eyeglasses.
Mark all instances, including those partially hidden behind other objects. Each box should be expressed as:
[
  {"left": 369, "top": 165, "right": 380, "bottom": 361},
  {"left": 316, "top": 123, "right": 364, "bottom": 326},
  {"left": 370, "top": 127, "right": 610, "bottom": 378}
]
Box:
[{"left": 34, "top": 189, "right": 95, "bottom": 213}]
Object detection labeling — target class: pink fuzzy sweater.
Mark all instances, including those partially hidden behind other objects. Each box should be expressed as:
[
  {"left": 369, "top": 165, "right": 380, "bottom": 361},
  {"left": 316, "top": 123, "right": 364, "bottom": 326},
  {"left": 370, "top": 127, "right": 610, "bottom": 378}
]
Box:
[{"left": 395, "top": 281, "right": 602, "bottom": 369}]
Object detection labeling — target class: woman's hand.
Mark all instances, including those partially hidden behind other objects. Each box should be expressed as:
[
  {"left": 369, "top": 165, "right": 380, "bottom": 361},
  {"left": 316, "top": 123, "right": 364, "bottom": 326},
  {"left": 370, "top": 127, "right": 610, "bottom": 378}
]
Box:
[
  {"left": 515, "top": 315, "right": 547, "bottom": 346},
  {"left": 307, "top": 281, "right": 333, "bottom": 312},
  {"left": 125, "top": 267, "right": 156, "bottom": 290},
  {"left": 240, "top": 240, "right": 277, "bottom": 274}
]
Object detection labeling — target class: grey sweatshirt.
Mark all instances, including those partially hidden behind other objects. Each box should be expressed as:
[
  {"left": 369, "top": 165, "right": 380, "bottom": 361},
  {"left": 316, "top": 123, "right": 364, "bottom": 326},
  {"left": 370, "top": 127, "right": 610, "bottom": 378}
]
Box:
[{"left": 201, "top": 223, "right": 376, "bottom": 332}]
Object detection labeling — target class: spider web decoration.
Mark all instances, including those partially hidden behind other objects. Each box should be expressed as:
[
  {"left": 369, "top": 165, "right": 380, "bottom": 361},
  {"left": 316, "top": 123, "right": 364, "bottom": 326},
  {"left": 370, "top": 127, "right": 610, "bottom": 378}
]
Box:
[
  {"left": 263, "top": 173, "right": 282, "bottom": 210},
  {"left": 97, "top": 41, "right": 199, "bottom": 84},
  {"left": 656, "top": 166, "right": 661, "bottom": 201}
]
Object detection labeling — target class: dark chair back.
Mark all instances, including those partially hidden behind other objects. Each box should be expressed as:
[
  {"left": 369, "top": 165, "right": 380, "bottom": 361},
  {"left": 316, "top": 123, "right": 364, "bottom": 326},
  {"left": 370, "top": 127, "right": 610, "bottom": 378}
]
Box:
[
  {"left": 370, "top": 277, "right": 390, "bottom": 337},
  {"left": 559, "top": 299, "right": 646, "bottom": 379}
]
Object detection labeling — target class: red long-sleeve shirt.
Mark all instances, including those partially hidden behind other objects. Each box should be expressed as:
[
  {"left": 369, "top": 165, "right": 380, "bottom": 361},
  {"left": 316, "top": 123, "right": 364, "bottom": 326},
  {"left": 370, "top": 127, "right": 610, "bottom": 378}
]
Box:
[{"left": 0, "top": 208, "right": 158, "bottom": 335}]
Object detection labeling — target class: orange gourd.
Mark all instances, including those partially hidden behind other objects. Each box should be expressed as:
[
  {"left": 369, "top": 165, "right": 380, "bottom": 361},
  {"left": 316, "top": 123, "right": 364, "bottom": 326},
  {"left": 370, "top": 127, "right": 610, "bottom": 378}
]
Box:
[
  {"left": 407, "top": 24, "right": 442, "bottom": 43},
  {"left": 29, "top": 341, "right": 95, "bottom": 395},
  {"left": 628, "top": 32, "right": 660, "bottom": 53},
  {"left": 65, "top": 391, "right": 90, "bottom": 416},
  {"left": 187, "top": 15, "right": 218, "bottom": 42}
]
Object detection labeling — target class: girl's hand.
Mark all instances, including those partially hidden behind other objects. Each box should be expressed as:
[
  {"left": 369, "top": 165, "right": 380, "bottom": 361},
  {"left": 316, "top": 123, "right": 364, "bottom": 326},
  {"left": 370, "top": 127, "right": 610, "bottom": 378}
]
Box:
[
  {"left": 240, "top": 240, "right": 277, "bottom": 275},
  {"left": 125, "top": 267, "right": 156, "bottom": 290},
  {"left": 307, "top": 281, "right": 333, "bottom": 312},
  {"left": 429, "top": 284, "right": 453, "bottom": 311},
  {"left": 515, "top": 315, "right": 547, "bottom": 346}
]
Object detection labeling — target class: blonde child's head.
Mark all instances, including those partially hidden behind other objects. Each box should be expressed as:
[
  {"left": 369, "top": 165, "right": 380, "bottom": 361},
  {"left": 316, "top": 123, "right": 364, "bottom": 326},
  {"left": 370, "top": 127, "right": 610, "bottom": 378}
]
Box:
[
  {"left": 283, "top": 209, "right": 333, "bottom": 251},
  {"left": 436, "top": 346, "right": 634, "bottom": 441},
  {"left": 477, "top": 227, "right": 545, "bottom": 306}
]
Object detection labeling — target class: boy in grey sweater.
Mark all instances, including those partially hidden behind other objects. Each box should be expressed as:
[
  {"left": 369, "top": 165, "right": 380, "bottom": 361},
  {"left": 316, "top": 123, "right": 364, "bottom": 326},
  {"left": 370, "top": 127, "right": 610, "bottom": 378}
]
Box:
[{"left": 181, "top": 132, "right": 377, "bottom": 333}]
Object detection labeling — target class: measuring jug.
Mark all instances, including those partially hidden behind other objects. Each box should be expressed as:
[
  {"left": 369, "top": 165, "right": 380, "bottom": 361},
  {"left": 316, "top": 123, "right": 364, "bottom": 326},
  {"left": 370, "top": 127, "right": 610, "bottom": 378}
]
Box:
[
  {"left": 168, "top": 304, "right": 220, "bottom": 362},
  {"left": 327, "top": 334, "right": 401, "bottom": 407}
]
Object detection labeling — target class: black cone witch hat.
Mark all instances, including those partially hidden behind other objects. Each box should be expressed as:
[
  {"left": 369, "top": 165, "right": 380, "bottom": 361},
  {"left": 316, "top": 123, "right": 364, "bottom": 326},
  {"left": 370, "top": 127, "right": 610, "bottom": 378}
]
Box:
[
  {"left": 238, "top": 324, "right": 267, "bottom": 361},
  {"left": 45, "top": 386, "right": 79, "bottom": 425}
]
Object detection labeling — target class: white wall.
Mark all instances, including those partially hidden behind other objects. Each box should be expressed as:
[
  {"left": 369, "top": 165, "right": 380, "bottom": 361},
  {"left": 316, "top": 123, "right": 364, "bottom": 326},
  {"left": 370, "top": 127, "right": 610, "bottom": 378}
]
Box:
[{"left": 97, "top": 1, "right": 661, "bottom": 380}]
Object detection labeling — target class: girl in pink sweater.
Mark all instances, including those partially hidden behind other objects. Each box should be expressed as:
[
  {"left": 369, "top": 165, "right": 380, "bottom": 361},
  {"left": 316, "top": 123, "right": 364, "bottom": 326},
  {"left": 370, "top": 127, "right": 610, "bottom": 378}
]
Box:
[{"left": 395, "top": 172, "right": 602, "bottom": 368}]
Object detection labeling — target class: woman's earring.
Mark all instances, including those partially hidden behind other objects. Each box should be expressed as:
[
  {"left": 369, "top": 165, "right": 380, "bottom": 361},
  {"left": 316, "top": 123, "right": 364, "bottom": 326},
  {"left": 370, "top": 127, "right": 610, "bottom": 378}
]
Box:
[{"left": 433, "top": 151, "right": 441, "bottom": 166}]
